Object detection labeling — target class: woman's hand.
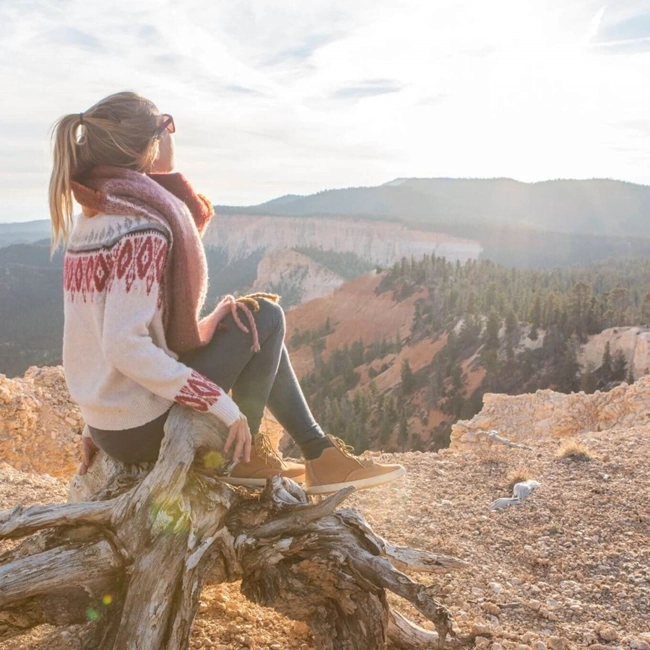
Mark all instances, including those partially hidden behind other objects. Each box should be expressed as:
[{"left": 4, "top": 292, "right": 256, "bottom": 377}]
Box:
[
  {"left": 224, "top": 414, "right": 252, "bottom": 464},
  {"left": 79, "top": 435, "right": 99, "bottom": 475}
]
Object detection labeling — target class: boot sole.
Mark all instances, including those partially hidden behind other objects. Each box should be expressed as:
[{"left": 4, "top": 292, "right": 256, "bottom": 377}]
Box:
[
  {"left": 305, "top": 466, "right": 406, "bottom": 495},
  {"left": 219, "top": 473, "right": 306, "bottom": 488}
]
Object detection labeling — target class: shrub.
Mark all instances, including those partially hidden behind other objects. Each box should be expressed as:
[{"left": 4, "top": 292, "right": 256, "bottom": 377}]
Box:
[
  {"left": 506, "top": 466, "right": 534, "bottom": 491},
  {"left": 555, "top": 440, "right": 592, "bottom": 462}
]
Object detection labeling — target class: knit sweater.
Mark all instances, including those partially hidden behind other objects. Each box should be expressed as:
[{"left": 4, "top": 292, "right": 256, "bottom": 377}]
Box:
[{"left": 62, "top": 211, "right": 241, "bottom": 431}]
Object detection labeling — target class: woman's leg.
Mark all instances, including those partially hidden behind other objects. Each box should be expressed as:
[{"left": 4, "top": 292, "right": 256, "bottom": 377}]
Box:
[
  {"left": 263, "top": 345, "right": 332, "bottom": 459},
  {"left": 182, "top": 298, "right": 285, "bottom": 435},
  {"left": 183, "top": 299, "right": 327, "bottom": 452}
]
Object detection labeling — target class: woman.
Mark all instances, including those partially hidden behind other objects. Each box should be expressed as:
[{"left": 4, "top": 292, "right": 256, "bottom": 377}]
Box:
[{"left": 50, "top": 91, "right": 405, "bottom": 495}]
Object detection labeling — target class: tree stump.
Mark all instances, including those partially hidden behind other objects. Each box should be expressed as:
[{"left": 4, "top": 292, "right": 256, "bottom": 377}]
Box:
[{"left": 0, "top": 406, "right": 469, "bottom": 649}]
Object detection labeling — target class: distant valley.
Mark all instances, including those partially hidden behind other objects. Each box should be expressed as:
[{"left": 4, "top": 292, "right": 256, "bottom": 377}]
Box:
[{"left": 2, "top": 176, "right": 650, "bottom": 380}]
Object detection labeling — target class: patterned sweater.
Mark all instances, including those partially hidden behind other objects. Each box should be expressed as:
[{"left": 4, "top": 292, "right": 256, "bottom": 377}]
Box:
[{"left": 63, "top": 212, "right": 241, "bottom": 431}]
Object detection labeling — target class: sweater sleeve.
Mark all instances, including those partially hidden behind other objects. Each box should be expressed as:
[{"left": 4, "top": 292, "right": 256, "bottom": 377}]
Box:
[{"left": 100, "top": 231, "right": 241, "bottom": 427}]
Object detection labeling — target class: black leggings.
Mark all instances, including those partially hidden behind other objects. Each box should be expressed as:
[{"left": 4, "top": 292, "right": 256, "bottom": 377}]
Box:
[{"left": 89, "top": 298, "right": 329, "bottom": 463}]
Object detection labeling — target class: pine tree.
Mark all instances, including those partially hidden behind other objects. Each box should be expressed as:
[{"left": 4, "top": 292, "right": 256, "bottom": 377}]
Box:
[
  {"left": 484, "top": 310, "right": 500, "bottom": 349},
  {"left": 600, "top": 341, "right": 614, "bottom": 383},
  {"left": 398, "top": 410, "right": 409, "bottom": 451},
  {"left": 555, "top": 334, "right": 580, "bottom": 393},
  {"left": 401, "top": 359, "right": 416, "bottom": 395},
  {"left": 580, "top": 363, "right": 597, "bottom": 394},
  {"left": 529, "top": 295, "right": 541, "bottom": 340},
  {"left": 612, "top": 349, "right": 627, "bottom": 382}
]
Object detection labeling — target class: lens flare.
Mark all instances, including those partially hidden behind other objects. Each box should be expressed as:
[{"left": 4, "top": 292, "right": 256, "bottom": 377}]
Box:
[
  {"left": 102, "top": 594, "right": 113, "bottom": 606},
  {"left": 85, "top": 607, "right": 99, "bottom": 621},
  {"left": 203, "top": 450, "right": 224, "bottom": 469}
]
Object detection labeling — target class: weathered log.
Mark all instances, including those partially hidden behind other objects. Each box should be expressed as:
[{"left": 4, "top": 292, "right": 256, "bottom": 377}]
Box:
[{"left": 0, "top": 405, "right": 467, "bottom": 649}]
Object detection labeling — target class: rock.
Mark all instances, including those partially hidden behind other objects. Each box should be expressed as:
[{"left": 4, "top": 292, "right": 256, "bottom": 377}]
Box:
[
  {"left": 450, "top": 373, "right": 650, "bottom": 449},
  {"left": 489, "top": 581, "right": 503, "bottom": 594},
  {"left": 482, "top": 602, "right": 501, "bottom": 616},
  {"left": 474, "top": 637, "right": 491, "bottom": 648},
  {"left": 549, "top": 636, "right": 570, "bottom": 650},
  {"left": 597, "top": 625, "right": 619, "bottom": 642},
  {"left": 532, "top": 641, "right": 548, "bottom": 650},
  {"left": 631, "top": 642, "right": 650, "bottom": 650},
  {"left": 473, "top": 624, "right": 493, "bottom": 636}
]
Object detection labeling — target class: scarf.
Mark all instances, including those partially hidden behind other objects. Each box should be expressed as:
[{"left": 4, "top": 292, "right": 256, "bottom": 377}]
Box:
[{"left": 71, "top": 166, "right": 260, "bottom": 354}]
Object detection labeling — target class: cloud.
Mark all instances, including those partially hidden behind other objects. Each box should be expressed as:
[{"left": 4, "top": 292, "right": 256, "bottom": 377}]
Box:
[
  {"left": 43, "top": 27, "right": 105, "bottom": 52},
  {"left": 2, "top": 0, "right": 650, "bottom": 221},
  {"left": 331, "top": 79, "right": 403, "bottom": 100}
]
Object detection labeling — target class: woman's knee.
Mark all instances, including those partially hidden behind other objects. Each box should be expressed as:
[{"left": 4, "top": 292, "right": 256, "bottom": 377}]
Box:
[{"left": 255, "top": 297, "right": 285, "bottom": 334}]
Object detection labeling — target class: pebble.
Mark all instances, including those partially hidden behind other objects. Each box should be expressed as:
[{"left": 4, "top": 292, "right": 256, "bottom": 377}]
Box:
[
  {"left": 597, "top": 625, "right": 619, "bottom": 642},
  {"left": 548, "top": 636, "right": 570, "bottom": 650},
  {"left": 532, "top": 642, "right": 547, "bottom": 650}
]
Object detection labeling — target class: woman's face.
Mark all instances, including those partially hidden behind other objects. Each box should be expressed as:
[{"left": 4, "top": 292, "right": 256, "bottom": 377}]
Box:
[{"left": 149, "top": 115, "right": 176, "bottom": 173}]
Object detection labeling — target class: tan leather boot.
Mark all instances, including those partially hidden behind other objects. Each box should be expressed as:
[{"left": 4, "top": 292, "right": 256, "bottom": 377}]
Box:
[
  {"left": 220, "top": 431, "right": 305, "bottom": 488},
  {"left": 305, "top": 436, "right": 405, "bottom": 495}
]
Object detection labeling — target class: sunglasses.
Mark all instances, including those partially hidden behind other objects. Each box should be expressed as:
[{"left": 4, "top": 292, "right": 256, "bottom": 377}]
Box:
[{"left": 153, "top": 114, "right": 175, "bottom": 138}]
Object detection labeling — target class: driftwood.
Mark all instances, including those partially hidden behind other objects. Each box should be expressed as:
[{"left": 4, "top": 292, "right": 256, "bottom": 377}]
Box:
[
  {"left": 480, "top": 430, "right": 533, "bottom": 451},
  {"left": 0, "top": 405, "right": 471, "bottom": 649}
]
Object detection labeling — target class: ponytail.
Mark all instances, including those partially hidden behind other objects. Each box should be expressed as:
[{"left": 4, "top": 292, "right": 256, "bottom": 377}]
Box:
[
  {"left": 49, "top": 114, "right": 83, "bottom": 251},
  {"left": 48, "top": 91, "right": 161, "bottom": 252}
]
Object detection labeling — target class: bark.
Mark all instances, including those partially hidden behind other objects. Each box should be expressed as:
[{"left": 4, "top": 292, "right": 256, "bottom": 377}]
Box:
[{"left": 0, "top": 405, "right": 469, "bottom": 649}]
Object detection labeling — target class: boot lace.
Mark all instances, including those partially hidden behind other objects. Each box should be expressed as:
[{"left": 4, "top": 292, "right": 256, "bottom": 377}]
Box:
[
  {"left": 328, "top": 435, "right": 374, "bottom": 467},
  {"left": 254, "top": 429, "right": 285, "bottom": 468}
]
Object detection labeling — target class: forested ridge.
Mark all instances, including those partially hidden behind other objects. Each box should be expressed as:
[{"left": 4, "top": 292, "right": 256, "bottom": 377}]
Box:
[{"left": 293, "top": 254, "right": 650, "bottom": 452}]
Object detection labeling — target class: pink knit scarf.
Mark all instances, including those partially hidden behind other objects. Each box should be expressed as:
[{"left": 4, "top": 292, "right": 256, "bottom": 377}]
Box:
[{"left": 71, "top": 166, "right": 260, "bottom": 354}]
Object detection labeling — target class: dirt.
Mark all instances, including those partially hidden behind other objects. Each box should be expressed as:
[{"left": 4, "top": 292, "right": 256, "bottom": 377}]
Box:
[{"left": 2, "top": 419, "right": 649, "bottom": 649}]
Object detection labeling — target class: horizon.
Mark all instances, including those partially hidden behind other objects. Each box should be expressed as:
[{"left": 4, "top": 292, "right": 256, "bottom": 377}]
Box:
[
  {"left": 4, "top": 174, "right": 650, "bottom": 227},
  {"left": 2, "top": 0, "right": 650, "bottom": 223}
]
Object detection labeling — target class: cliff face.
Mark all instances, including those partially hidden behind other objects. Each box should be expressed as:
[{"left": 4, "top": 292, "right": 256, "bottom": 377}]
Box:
[
  {"left": 0, "top": 366, "right": 82, "bottom": 478},
  {"left": 579, "top": 326, "right": 650, "bottom": 379},
  {"left": 450, "top": 374, "right": 650, "bottom": 450},
  {"left": 204, "top": 214, "right": 482, "bottom": 265},
  {"left": 251, "top": 249, "right": 344, "bottom": 306}
]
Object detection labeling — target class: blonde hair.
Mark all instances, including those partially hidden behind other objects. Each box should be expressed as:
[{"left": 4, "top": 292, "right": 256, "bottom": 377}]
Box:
[{"left": 49, "top": 91, "right": 162, "bottom": 250}]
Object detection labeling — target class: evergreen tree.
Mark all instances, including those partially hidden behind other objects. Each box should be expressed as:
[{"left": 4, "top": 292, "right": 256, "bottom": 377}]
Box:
[
  {"left": 600, "top": 341, "right": 614, "bottom": 383},
  {"left": 612, "top": 349, "right": 627, "bottom": 382},
  {"left": 580, "top": 363, "right": 597, "bottom": 394},
  {"left": 401, "top": 359, "right": 416, "bottom": 395},
  {"left": 555, "top": 335, "right": 580, "bottom": 393},
  {"left": 398, "top": 411, "right": 409, "bottom": 451},
  {"left": 484, "top": 310, "right": 500, "bottom": 349}
]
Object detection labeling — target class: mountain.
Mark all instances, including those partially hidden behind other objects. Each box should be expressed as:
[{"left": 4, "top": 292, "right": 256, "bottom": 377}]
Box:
[
  {"left": 6, "top": 177, "right": 650, "bottom": 268},
  {"left": 0, "top": 220, "right": 50, "bottom": 247},
  {"left": 0, "top": 240, "right": 65, "bottom": 375},
  {"left": 222, "top": 177, "right": 650, "bottom": 238}
]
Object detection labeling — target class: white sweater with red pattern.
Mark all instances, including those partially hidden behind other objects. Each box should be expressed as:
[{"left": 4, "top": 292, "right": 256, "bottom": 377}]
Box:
[{"left": 62, "top": 212, "right": 241, "bottom": 431}]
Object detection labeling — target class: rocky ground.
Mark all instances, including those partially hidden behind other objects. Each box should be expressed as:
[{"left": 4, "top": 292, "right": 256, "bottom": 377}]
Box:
[{"left": 1, "top": 369, "right": 649, "bottom": 649}]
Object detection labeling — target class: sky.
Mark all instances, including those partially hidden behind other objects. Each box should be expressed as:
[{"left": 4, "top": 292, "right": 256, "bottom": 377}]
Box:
[{"left": 1, "top": 0, "right": 650, "bottom": 222}]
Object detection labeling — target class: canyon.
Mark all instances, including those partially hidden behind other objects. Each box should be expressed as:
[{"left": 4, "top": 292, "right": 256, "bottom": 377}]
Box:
[{"left": 203, "top": 214, "right": 481, "bottom": 266}]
